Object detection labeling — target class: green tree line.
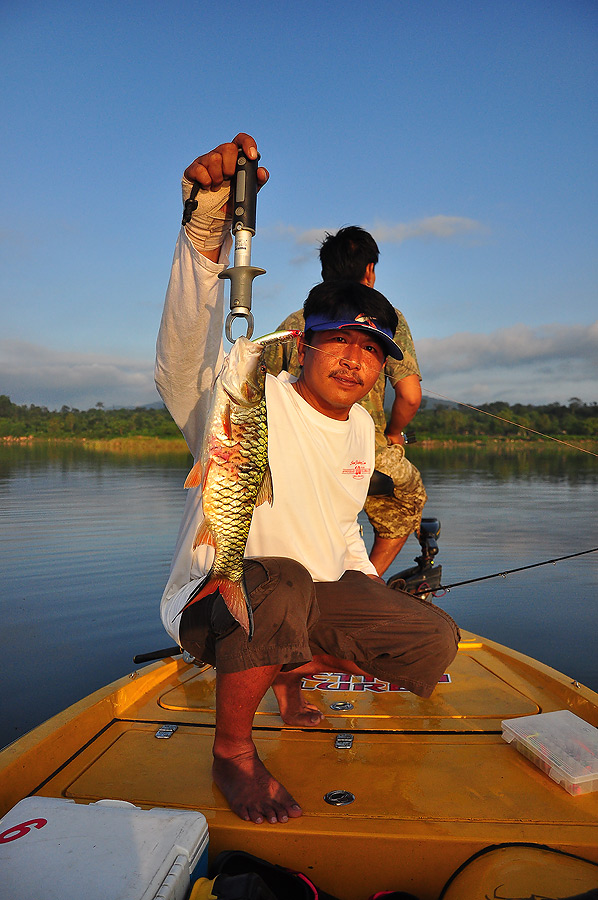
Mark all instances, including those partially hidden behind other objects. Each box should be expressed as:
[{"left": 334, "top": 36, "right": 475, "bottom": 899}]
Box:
[
  {"left": 1, "top": 394, "right": 596, "bottom": 441},
  {"left": 412, "top": 397, "right": 598, "bottom": 438},
  {"left": 0, "top": 395, "right": 180, "bottom": 439}
]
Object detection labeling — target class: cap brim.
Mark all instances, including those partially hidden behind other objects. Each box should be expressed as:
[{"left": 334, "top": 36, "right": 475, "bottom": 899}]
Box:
[{"left": 308, "top": 321, "right": 403, "bottom": 360}]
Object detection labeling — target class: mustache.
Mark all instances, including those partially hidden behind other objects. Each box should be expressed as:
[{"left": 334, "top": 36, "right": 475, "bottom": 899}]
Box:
[{"left": 329, "top": 368, "right": 364, "bottom": 387}]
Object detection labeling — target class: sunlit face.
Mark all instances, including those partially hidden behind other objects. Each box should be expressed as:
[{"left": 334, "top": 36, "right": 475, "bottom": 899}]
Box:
[{"left": 294, "top": 328, "right": 385, "bottom": 420}]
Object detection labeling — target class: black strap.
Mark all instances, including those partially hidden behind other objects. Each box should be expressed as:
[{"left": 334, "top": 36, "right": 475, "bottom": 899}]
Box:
[{"left": 182, "top": 181, "right": 200, "bottom": 225}]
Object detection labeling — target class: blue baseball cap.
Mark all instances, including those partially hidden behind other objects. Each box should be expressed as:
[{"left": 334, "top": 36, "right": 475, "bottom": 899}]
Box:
[{"left": 304, "top": 312, "right": 403, "bottom": 360}]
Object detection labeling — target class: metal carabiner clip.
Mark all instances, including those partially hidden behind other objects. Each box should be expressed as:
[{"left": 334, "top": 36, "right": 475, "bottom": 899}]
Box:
[{"left": 225, "top": 309, "right": 255, "bottom": 342}]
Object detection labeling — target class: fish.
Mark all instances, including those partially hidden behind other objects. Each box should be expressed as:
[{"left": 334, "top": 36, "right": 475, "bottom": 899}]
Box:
[{"left": 180, "top": 330, "right": 300, "bottom": 638}]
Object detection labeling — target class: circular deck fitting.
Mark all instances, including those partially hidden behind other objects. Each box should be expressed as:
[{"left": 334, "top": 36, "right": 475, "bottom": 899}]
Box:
[
  {"left": 330, "top": 701, "right": 354, "bottom": 711},
  {"left": 324, "top": 790, "right": 356, "bottom": 806}
]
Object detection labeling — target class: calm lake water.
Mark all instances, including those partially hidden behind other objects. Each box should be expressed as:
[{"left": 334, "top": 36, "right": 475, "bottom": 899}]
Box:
[{"left": 1, "top": 441, "right": 596, "bottom": 750}]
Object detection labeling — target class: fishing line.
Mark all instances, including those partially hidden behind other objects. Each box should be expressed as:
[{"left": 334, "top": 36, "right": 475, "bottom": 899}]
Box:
[
  {"left": 297, "top": 338, "right": 597, "bottom": 455},
  {"left": 300, "top": 338, "right": 388, "bottom": 375},
  {"left": 267, "top": 338, "right": 596, "bottom": 602},
  {"left": 435, "top": 547, "right": 598, "bottom": 593},
  {"left": 421, "top": 387, "right": 598, "bottom": 457}
]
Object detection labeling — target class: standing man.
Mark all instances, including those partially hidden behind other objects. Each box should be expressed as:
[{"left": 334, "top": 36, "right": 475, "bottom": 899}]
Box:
[
  {"left": 155, "top": 133, "right": 459, "bottom": 826},
  {"left": 265, "top": 226, "right": 427, "bottom": 576}
]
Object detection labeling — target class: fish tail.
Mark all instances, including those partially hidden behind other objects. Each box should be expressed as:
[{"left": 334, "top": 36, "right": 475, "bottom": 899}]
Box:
[
  {"left": 218, "top": 575, "right": 254, "bottom": 641},
  {"left": 180, "top": 570, "right": 254, "bottom": 640}
]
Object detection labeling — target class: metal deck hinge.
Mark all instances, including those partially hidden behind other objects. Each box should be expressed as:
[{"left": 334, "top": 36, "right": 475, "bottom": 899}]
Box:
[{"left": 155, "top": 724, "right": 178, "bottom": 739}]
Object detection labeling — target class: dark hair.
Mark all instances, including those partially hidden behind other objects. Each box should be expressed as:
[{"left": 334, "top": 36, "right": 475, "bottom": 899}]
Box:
[
  {"left": 303, "top": 281, "right": 398, "bottom": 337},
  {"left": 319, "top": 226, "right": 379, "bottom": 282}
]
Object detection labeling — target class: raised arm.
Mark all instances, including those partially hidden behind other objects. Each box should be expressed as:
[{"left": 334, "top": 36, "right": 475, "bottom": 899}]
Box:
[{"left": 155, "top": 134, "right": 268, "bottom": 457}]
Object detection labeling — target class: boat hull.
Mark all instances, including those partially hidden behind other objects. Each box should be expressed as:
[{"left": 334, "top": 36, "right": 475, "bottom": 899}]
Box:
[{"left": 2, "top": 632, "right": 597, "bottom": 900}]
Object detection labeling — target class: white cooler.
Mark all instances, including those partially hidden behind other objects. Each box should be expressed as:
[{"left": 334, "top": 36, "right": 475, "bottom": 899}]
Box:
[{"left": 0, "top": 797, "right": 209, "bottom": 900}]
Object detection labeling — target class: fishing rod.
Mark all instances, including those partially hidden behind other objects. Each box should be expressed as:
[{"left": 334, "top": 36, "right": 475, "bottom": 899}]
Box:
[
  {"left": 436, "top": 547, "right": 598, "bottom": 593},
  {"left": 133, "top": 547, "right": 597, "bottom": 663},
  {"left": 133, "top": 646, "right": 181, "bottom": 664},
  {"left": 219, "top": 150, "right": 265, "bottom": 342},
  {"left": 387, "top": 518, "right": 597, "bottom": 597}
]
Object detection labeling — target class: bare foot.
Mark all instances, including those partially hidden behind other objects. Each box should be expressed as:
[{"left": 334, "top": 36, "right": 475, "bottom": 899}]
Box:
[
  {"left": 212, "top": 746, "right": 303, "bottom": 824},
  {"left": 272, "top": 672, "right": 323, "bottom": 726}
]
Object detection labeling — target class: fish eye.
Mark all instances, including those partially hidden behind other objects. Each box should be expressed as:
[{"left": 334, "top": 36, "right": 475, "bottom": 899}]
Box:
[{"left": 260, "top": 364, "right": 267, "bottom": 373}]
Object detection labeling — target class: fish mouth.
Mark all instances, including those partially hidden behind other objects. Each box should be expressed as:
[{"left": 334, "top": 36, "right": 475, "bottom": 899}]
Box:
[{"left": 223, "top": 383, "right": 261, "bottom": 405}]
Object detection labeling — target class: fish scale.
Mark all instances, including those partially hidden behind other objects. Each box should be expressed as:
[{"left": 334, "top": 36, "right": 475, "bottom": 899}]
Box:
[
  {"left": 181, "top": 331, "right": 297, "bottom": 636},
  {"left": 204, "top": 410, "right": 268, "bottom": 578}
]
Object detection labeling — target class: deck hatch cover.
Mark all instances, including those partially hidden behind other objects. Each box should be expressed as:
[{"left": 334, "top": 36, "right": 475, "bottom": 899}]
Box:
[{"left": 158, "top": 653, "right": 539, "bottom": 729}]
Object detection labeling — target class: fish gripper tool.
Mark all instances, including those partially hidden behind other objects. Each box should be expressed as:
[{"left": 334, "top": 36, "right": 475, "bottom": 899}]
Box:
[{"left": 220, "top": 150, "right": 266, "bottom": 342}]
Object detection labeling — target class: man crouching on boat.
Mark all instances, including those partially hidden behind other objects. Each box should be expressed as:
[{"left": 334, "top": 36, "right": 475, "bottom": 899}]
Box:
[{"left": 155, "top": 133, "right": 460, "bottom": 826}]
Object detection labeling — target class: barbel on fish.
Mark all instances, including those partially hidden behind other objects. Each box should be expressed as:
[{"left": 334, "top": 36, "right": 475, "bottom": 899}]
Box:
[{"left": 180, "top": 330, "right": 300, "bottom": 638}]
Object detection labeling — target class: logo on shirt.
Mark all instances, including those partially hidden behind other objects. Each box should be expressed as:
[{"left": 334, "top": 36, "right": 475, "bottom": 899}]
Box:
[{"left": 342, "top": 459, "right": 371, "bottom": 480}]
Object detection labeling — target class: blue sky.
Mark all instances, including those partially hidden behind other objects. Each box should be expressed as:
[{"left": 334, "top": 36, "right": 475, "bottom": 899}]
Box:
[{"left": 1, "top": 0, "right": 596, "bottom": 409}]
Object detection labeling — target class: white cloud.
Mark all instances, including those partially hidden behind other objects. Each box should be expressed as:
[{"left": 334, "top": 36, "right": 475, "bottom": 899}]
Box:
[
  {"left": 370, "top": 216, "right": 487, "bottom": 244},
  {"left": 2, "top": 321, "right": 596, "bottom": 410},
  {"left": 417, "top": 322, "right": 598, "bottom": 405},
  {"left": 0, "top": 340, "right": 158, "bottom": 410},
  {"left": 267, "top": 215, "right": 487, "bottom": 253}
]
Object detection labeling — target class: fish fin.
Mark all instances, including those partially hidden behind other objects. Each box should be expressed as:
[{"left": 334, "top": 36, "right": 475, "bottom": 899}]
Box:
[
  {"left": 184, "top": 460, "right": 203, "bottom": 489},
  {"left": 179, "top": 573, "right": 254, "bottom": 640},
  {"left": 217, "top": 575, "right": 254, "bottom": 639},
  {"left": 192, "top": 519, "right": 217, "bottom": 550},
  {"left": 255, "top": 463, "right": 274, "bottom": 507},
  {"left": 175, "top": 571, "right": 218, "bottom": 619},
  {"left": 221, "top": 401, "right": 233, "bottom": 441}
]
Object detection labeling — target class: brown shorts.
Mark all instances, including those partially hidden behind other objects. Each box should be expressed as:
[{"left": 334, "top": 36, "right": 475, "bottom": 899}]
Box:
[
  {"left": 179, "top": 559, "right": 460, "bottom": 698},
  {"left": 179, "top": 558, "right": 319, "bottom": 675}
]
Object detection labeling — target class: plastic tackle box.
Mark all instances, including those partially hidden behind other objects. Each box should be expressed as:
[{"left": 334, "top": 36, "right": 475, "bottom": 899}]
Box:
[{"left": 502, "top": 709, "right": 598, "bottom": 795}]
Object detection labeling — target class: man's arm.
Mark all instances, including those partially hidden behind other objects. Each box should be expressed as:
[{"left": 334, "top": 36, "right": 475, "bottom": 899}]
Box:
[
  {"left": 155, "top": 134, "right": 268, "bottom": 456},
  {"left": 384, "top": 373, "right": 422, "bottom": 444},
  {"left": 383, "top": 308, "right": 422, "bottom": 444}
]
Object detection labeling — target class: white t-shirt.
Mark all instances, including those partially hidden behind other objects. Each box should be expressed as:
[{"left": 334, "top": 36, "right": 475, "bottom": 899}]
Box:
[{"left": 156, "top": 229, "right": 377, "bottom": 640}]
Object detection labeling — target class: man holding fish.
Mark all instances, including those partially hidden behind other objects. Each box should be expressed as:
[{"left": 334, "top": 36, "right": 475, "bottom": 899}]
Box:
[{"left": 156, "top": 133, "right": 459, "bottom": 827}]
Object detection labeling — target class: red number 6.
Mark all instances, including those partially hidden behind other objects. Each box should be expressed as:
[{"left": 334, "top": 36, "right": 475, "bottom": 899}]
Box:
[{"left": 0, "top": 818, "right": 47, "bottom": 843}]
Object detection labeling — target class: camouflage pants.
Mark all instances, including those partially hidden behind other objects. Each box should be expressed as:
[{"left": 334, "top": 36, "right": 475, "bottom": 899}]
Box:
[{"left": 364, "top": 442, "right": 427, "bottom": 540}]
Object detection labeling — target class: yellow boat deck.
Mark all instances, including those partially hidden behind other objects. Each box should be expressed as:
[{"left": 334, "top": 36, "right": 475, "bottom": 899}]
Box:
[{"left": 2, "top": 632, "right": 597, "bottom": 900}]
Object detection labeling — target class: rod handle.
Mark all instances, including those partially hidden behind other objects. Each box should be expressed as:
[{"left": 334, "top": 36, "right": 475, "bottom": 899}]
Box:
[{"left": 133, "top": 645, "right": 181, "bottom": 664}]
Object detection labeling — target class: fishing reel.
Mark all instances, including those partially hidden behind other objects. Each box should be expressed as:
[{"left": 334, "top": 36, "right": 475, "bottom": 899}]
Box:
[{"left": 387, "top": 517, "right": 442, "bottom": 599}]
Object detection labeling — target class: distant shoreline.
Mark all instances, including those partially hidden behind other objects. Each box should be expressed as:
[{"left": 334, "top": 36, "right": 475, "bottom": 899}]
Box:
[{"left": 2, "top": 434, "right": 596, "bottom": 455}]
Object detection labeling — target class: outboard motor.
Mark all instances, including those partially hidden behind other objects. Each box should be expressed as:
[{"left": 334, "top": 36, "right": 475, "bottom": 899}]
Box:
[{"left": 387, "top": 517, "right": 442, "bottom": 599}]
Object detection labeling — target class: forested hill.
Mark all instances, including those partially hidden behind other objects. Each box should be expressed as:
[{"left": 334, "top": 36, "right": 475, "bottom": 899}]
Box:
[
  {"left": 0, "top": 396, "right": 180, "bottom": 440},
  {"left": 412, "top": 396, "right": 598, "bottom": 438},
  {"left": 1, "top": 394, "right": 596, "bottom": 441}
]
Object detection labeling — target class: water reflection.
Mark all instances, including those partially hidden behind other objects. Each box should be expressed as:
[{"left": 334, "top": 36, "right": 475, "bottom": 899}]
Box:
[
  {"left": 0, "top": 440, "right": 192, "bottom": 476},
  {"left": 1, "top": 441, "right": 596, "bottom": 750},
  {"left": 409, "top": 442, "right": 597, "bottom": 483}
]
